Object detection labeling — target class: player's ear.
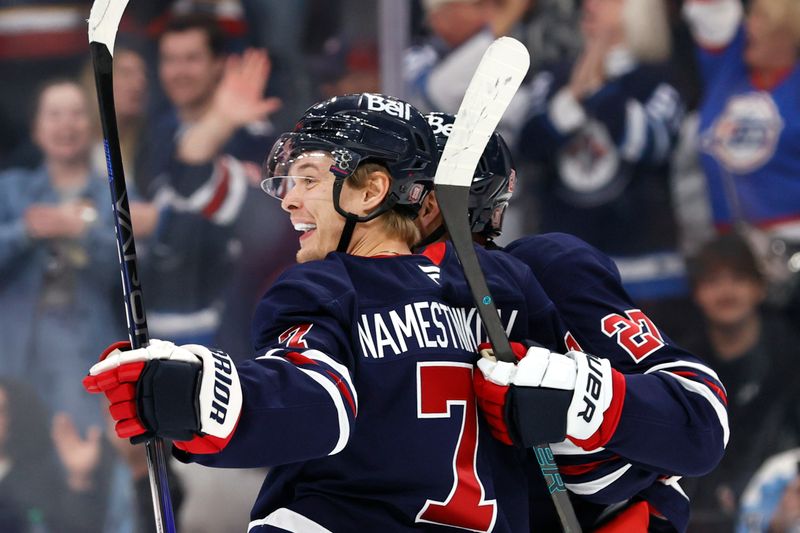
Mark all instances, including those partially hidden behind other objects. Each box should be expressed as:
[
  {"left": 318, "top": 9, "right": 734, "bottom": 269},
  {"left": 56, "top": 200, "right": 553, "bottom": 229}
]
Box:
[
  {"left": 417, "top": 192, "right": 441, "bottom": 230},
  {"left": 361, "top": 169, "right": 391, "bottom": 212}
]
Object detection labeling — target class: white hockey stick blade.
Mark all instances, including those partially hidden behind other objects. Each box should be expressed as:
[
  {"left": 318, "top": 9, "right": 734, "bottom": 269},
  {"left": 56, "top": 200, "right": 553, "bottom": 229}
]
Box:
[
  {"left": 88, "top": 0, "right": 130, "bottom": 53},
  {"left": 434, "top": 37, "right": 530, "bottom": 188}
]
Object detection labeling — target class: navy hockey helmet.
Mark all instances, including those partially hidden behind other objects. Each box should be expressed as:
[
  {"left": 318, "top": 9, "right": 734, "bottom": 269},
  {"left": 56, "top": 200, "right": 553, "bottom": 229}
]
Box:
[
  {"left": 426, "top": 112, "right": 515, "bottom": 239},
  {"left": 263, "top": 93, "right": 439, "bottom": 224}
]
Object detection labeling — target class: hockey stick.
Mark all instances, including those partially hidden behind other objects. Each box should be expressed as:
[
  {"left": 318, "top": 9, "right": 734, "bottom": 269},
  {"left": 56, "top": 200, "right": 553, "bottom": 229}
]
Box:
[
  {"left": 434, "top": 37, "right": 582, "bottom": 533},
  {"left": 88, "top": 2, "right": 177, "bottom": 532}
]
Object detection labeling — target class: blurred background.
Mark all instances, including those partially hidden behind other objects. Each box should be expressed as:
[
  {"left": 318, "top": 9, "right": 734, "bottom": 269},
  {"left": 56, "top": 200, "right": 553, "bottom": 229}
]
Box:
[{"left": 0, "top": 0, "right": 798, "bottom": 531}]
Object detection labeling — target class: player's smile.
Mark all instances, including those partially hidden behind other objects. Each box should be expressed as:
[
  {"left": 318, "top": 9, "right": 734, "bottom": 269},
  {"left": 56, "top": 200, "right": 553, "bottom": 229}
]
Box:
[{"left": 294, "top": 222, "right": 317, "bottom": 241}]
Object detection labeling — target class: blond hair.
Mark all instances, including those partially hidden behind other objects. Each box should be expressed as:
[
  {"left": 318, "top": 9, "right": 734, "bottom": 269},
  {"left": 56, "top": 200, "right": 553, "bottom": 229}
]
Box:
[
  {"left": 624, "top": 0, "right": 672, "bottom": 63},
  {"left": 348, "top": 163, "right": 421, "bottom": 246}
]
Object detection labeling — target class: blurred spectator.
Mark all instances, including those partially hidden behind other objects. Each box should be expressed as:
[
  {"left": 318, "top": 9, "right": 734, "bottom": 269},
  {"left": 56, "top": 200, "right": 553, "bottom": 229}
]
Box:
[
  {"left": 683, "top": 0, "right": 800, "bottom": 304},
  {"left": 0, "top": 378, "right": 64, "bottom": 532},
  {"left": 241, "top": 0, "right": 314, "bottom": 128},
  {"left": 404, "top": 0, "right": 533, "bottom": 143},
  {"left": 50, "top": 408, "right": 184, "bottom": 533},
  {"left": 81, "top": 38, "right": 161, "bottom": 239},
  {"left": 522, "top": 0, "right": 583, "bottom": 70},
  {"left": 170, "top": 0, "right": 248, "bottom": 43},
  {"left": 681, "top": 233, "right": 800, "bottom": 532},
  {"left": 738, "top": 449, "right": 800, "bottom": 533},
  {"left": 310, "top": 39, "right": 381, "bottom": 100},
  {"left": 0, "top": 3, "right": 89, "bottom": 169},
  {"left": 82, "top": 38, "right": 150, "bottom": 190},
  {"left": 516, "top": 0, "right": 690, "bottom": 331},
  {"left": 135, "top": 13, "right": 282, "bottom": 346},
  {"left": 736, "top": 448, "right": 800, "bottom": 533},
  {"left": 0, "top": 79, "right": 124, "bottom": 430}
]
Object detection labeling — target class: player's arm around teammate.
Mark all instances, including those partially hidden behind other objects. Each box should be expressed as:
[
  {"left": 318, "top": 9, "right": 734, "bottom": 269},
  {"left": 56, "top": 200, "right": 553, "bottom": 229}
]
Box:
[{"left": 417, "top": 112, "right": 729, "bottom": 532}]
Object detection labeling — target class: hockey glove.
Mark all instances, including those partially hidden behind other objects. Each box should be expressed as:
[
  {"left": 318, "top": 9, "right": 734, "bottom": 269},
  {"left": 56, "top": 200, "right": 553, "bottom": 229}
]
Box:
[
  {"left": 82, "top": 339, "right": 242, "bottom": 454},
  {"left": 473, "top": 342, "right": 625, "bottom": 450}
]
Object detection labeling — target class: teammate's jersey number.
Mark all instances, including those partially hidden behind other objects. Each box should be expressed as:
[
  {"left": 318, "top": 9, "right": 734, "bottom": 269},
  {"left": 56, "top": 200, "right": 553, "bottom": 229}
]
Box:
[
  {"left": 601, "top": 309, "right": 665, "bottom": 363},
  {"left": 416, "top": 362, "right": 497, "bottom": 532}
]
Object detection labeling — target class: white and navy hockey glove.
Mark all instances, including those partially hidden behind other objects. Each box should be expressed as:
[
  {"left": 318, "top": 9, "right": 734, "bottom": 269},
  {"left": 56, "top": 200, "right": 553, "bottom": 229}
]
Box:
[
  {"left": 473, "top": 342, "right": 625, "bottom": 450},
  {"left": 83, "top": 339, "right": 242, "bottom": 454}
]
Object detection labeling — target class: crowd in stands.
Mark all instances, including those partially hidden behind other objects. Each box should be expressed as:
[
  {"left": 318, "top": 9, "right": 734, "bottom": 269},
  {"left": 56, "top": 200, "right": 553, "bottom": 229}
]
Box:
[{"left": 0, "top": 0, "right": 797, "bottom": 531}]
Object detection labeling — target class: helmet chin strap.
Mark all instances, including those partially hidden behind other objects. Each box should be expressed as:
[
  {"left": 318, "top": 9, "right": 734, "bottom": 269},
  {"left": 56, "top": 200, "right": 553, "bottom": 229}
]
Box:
[
  {"left": 332, "top": 175, "right": 392, "bottom": 254},
  {"left": 336, "top": 215, "right": 358, "bottom": 253},
  {"left": 333, "top": 177, "right": 359, "bottom": 253}
]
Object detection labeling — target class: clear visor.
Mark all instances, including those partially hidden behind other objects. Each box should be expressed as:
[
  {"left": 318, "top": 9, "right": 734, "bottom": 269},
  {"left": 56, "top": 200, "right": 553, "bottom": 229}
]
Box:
[
  {"left": 261, "top": 153, "right": 331, "bottom": 201},
  {"left": 261, "top": 133, "right": 361, "bottom": 201}
]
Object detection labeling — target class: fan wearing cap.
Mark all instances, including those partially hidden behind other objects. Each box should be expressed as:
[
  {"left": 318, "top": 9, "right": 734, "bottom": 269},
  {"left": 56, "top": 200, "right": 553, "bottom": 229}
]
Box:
[{"left": 81, "top": 93, "right": 576, "bottom": 531}]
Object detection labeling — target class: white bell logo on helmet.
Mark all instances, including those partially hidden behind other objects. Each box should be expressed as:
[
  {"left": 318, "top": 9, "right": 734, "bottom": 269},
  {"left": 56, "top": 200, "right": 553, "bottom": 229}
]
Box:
[{"left": 363, "top": 93, "right": 412, "bottom": 120}]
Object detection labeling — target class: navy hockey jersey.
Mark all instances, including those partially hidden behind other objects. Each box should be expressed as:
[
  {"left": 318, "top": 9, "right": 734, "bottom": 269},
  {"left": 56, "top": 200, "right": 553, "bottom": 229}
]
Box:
[
  {"left": 506, "top": 233, "right": 729, "bottom": 532},
  {"left": 177, "top": 242, "right": 564, "bottom": 532}
]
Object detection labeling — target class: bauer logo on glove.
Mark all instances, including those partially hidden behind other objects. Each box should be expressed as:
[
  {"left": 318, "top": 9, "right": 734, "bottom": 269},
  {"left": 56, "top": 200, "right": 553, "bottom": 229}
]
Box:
[{"left": 473, "top": 341, "right": 626, "bottom": 450}]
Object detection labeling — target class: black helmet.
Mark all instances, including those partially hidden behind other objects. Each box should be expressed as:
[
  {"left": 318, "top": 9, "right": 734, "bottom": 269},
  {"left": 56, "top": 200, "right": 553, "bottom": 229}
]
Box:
[
  {"left": 264, "top": 93, "right": 438, "bottom": 224},
  {"left": 426, "top": 112, "right": 515, "bottom": 239}
]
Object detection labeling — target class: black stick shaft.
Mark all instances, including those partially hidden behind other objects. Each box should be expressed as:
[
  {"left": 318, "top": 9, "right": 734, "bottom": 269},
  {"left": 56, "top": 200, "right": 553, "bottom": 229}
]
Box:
[
  {"left": 437, "top": 184, "right": 582, "bottom": 533},
  {"left": 90, "top": 41, "right": 177, "bottom": 533}
]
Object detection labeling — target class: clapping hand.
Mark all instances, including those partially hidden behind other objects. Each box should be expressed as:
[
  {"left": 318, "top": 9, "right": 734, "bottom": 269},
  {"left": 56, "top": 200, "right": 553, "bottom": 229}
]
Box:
[{"left": 24, "top": 202, "right": 95, "bottom": 240}]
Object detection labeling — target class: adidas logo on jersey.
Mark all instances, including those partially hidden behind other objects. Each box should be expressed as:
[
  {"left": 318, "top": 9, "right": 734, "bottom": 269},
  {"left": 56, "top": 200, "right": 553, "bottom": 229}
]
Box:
[
  {"left": 419, "top": 264, "right": 440, "bottom": 284},
  {"left": 363, "top": 93, "right": 411, "bottom": 121}
]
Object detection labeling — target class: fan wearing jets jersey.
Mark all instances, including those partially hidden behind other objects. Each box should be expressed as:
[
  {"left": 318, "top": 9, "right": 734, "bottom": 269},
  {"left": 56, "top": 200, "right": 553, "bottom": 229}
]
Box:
[
  {"left": 418, "top": 112, "right": 729, "bottom": 533},
  {"left": 82, "top": 93, "right": 577, "bottom": 532}
]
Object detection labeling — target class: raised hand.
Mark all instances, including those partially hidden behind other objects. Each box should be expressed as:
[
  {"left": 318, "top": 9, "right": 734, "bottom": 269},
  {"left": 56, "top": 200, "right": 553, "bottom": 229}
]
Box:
[
  {"left": 211, "top": 48, "right": 282, "bottom": 129},
  {"left": 568, "top": 42, "right": 608, "bottom": 100},
  {"left": 177, "top": 48, "right": 283, "bottom": 164},
  {"left": 51, "top": 412, "right": 103, "bottom": 491}
]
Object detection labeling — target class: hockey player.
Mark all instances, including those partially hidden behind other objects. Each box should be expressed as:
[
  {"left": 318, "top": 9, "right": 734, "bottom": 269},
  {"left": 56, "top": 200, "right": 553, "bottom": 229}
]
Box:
[
  {"left": 419, "top": 112, "right": 729, "bottom": 532},
  {"left": 82, "top": 94, "right": 571, "bottom": 532}
]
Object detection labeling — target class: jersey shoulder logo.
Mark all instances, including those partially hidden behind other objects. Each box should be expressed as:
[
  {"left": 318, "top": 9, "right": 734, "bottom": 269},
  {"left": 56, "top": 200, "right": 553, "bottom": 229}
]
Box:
[
  {"left": 278, "top": 323, "right": 313, "bottom": 349},
  {"left": 601, "top": 309, "right": 664, "bottom": 363},
  {"left": 419, "top": 264, "right": 441, "bottom": 285}
]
